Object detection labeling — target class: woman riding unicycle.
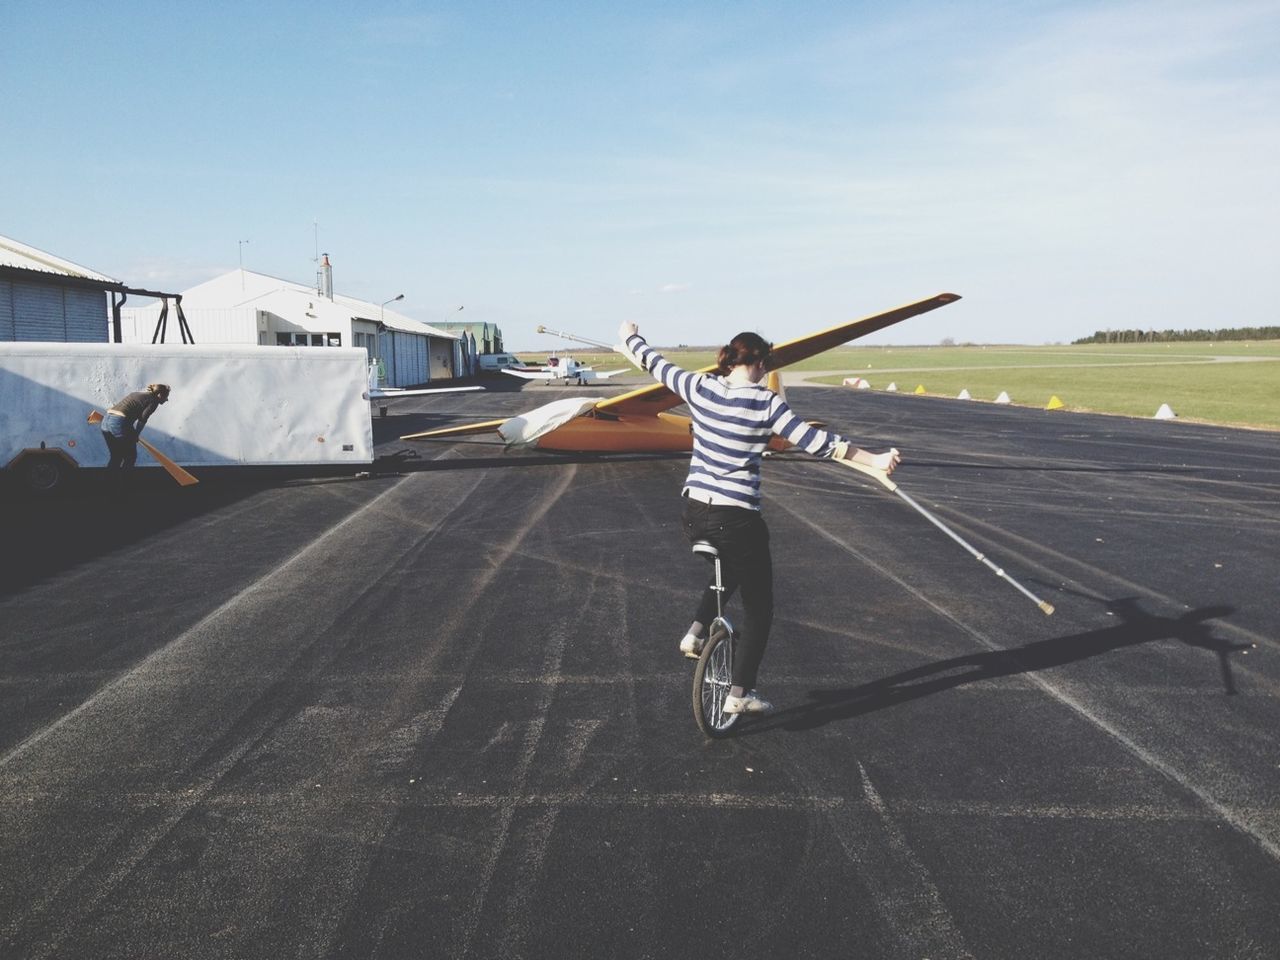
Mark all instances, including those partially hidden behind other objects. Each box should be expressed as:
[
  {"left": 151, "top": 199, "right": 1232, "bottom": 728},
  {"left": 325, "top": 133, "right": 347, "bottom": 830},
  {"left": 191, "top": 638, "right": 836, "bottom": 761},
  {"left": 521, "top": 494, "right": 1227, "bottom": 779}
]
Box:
[{"left": 618, "top": 323, "right": 900, "bottom": 729}]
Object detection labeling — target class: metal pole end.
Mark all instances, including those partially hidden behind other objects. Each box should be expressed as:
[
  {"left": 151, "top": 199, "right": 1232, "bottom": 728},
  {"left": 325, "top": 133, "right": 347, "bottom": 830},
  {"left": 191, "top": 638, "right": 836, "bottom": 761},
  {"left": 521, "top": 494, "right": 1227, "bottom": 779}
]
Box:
[{"left": 1039, "top": 601, "right": 1056, "bottom": 616}]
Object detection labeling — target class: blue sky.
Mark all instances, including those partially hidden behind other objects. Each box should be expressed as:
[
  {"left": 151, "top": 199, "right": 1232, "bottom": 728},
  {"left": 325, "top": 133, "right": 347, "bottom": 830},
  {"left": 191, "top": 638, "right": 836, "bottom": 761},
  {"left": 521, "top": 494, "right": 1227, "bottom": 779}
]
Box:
[{"left": 3, "top": 1, "right": 1278, "bottom": 348}]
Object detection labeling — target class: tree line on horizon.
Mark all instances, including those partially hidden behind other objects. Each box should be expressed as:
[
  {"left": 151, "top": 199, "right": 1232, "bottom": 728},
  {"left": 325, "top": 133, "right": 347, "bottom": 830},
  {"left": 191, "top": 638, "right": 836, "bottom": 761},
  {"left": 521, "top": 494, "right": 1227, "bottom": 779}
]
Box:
[{"left": 1073, "top": 326, "right": 1280, "bottom": 344}]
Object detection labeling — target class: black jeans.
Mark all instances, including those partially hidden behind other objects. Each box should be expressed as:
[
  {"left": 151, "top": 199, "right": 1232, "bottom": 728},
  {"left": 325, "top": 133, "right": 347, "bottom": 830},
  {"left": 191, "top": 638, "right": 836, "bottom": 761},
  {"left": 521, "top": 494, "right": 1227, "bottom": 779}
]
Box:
[
  {"left": 102, "top": 428, "right": 138, "bottom": 469},
  {"left": 681, "top": 495, "right": 773, "bottom": 690}
]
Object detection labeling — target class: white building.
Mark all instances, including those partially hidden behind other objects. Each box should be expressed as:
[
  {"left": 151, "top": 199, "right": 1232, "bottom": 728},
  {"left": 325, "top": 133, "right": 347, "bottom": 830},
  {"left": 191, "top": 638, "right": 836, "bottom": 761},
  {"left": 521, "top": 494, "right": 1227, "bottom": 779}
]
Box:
[{"left": 121, "top": 259, "right": 468, "bottom": 388}]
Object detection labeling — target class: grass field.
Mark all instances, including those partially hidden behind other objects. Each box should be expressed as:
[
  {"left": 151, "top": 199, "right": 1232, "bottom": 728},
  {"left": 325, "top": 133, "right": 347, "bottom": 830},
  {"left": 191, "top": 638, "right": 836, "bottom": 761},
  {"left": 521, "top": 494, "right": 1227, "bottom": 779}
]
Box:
[{"left": 516, "top": 341, "right": 1280, "bottom": 431}]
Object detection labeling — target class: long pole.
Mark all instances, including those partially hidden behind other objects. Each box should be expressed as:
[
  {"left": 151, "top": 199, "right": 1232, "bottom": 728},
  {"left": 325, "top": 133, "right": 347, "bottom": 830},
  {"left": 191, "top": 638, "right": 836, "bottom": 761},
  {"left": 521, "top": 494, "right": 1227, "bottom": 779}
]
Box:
[
  {"left": 535, "top": 324, "right": 613, "bottom": 350},
  {"left": 86, "top": 410, "right": 199, "bottom": 487},
  {"left": 839, "top": 454, "right": 1054, "bottom": 615}
]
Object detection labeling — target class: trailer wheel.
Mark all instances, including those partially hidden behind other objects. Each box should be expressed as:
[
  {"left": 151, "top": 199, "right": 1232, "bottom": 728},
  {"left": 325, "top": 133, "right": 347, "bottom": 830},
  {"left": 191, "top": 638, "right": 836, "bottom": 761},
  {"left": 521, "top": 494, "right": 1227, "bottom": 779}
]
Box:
[
  {"left": 20, "top": 455, "right": 67, "bottom": 493},
  {"left": 8, "top": 450, "right": 77, "bottom": 494}
]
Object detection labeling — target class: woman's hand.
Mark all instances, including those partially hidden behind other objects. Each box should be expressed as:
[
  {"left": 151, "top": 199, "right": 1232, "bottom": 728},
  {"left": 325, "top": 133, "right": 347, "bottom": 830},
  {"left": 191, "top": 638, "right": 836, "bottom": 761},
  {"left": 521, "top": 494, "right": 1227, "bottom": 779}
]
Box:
[
  {"left": 618, "top": 321, "right": 638, "bottom": 341},
  {"left": 869, "top": 448, "right": 901, "bottom": 475},
  {"left": 841, "top": 445, "right": 901, "bottom": 475}
]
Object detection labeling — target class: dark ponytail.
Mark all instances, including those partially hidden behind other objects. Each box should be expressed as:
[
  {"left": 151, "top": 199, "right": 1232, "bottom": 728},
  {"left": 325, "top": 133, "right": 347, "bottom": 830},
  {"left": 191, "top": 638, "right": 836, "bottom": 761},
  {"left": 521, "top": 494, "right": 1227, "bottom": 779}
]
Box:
[{"left": 716, "top": 332, "right": 772, "bottom": 375}]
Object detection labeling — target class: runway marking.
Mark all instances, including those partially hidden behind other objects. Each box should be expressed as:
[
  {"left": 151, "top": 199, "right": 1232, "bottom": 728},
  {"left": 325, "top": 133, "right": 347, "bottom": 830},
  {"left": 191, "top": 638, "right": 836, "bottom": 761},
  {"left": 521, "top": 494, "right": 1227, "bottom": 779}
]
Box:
[
  {"left": 557, "top": 718, "right": 606, "bottom": 775},
  {"left": 457, "top": 629, "right": 566, "bottom": 960},
  {"left": 372, "top": 703, "right": 461, "bottom": 773},
  {"left": 444, "top": 467, "right": 577, "bottom": 960},
  {"left": 30, "top": 667, "right": 1244, "bottom": 696},
  {"left": 479, "top": 579, "right": 625, "bottom": 958},
  {"left": 329, "top": 463, "right": 584, "bottom": 959},
  {"left": 772, "top": 498, "right": 1280, "bottom": 865},
  {"left": 834, "top": 762, "right": 976, "bottom": 960},
  {"left": 896, "top": 798, "right": 1254, "bottom": 822},
  {"left": 935, "top": 505, "right": 1278, "bottom": 657},
  {"left": 480, "top": 720, "right": 522, "bottom": 753},
  {"left": 0, "top": 474, "right": 414, "bottom": 771},
  {"left": 0, "top": 461, "right": 500, "bottom": 958},
  {"left": 308, "top": 682, "right": 465, "bottom": 958},
  {"left": 5, "top": 787, "right": 1246, "bottom": 824},
  {"left": 915, "top": 476, "right": 1280, "bottom": 526},
  {"left": 2, "top": 704, "right": 285, "bottom": 959},
  {"left": 0, "top": 475, "right": 470, "bottom": 957}
]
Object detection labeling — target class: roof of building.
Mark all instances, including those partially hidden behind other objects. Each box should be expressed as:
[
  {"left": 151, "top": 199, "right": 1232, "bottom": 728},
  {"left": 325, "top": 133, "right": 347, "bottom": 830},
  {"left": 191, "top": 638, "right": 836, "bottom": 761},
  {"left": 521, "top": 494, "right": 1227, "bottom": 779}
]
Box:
[
  {"left": 0, "top": 233, "right": 119, "bottom": 284},
  {"left": 180, "top": 270, "right": 461, "bottom": 339},
  {"left": 435, "top": 320, "right": 497, "bottom": 334}
]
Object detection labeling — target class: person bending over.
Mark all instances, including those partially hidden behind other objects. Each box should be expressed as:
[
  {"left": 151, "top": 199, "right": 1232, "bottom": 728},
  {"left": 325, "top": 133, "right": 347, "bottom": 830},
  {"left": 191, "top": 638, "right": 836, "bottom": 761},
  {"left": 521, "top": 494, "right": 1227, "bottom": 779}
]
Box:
[
  {"left": 619, "top": 323, "right": 899, "bottom": 715},
  {"left": 101, "top": 383, "right": 170, "bottom": 471}
]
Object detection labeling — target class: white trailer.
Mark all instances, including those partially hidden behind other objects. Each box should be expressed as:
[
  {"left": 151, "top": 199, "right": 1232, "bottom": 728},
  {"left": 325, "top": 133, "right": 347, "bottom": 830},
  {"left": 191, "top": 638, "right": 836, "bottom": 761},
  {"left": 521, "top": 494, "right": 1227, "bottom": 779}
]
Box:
[{"left": 1, "top": 343, "right": 374, "bottom": 492}]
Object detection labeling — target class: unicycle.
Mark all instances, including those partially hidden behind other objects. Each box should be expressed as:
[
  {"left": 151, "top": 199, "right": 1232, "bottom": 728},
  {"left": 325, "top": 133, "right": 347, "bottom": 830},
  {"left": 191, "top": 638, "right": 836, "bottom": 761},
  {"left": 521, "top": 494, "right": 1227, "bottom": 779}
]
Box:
[{"left": 690, "top": 541, "right": 740, "bottom": 738}]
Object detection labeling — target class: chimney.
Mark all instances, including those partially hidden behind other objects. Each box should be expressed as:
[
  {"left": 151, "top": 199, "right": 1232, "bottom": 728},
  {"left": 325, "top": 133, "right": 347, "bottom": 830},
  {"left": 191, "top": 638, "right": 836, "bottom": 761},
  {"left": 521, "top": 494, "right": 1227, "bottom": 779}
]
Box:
[{"left": 319, "top": 253, "right": 333, "bottom": 300}]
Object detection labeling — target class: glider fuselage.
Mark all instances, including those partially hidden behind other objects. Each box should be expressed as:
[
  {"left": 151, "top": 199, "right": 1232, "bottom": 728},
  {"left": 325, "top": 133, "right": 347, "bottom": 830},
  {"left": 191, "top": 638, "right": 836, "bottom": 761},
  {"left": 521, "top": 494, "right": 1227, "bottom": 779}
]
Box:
[{"left": 532, "top": 410, "right": 694, "bottom": 452}]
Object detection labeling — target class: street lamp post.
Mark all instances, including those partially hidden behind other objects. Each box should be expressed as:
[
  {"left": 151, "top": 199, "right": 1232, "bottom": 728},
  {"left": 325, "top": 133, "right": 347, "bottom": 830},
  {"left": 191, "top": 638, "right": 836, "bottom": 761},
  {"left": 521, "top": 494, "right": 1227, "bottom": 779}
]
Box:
[
  {"left": 380, "top": 293, "right": 404, "bottom": 323},
  {"left": 373, "top": 295, "right": 405, "bottom": 389}
]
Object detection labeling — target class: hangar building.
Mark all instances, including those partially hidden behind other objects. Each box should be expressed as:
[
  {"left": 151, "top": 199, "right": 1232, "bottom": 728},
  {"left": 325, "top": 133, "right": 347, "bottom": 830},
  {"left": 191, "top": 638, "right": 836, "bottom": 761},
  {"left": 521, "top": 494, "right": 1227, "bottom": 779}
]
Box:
[
  {"left": 120, "top": 258, "right": 468, "bottom": 388},
  {"left": 0, "top": 233, "right": 118, "bottom": 342}
]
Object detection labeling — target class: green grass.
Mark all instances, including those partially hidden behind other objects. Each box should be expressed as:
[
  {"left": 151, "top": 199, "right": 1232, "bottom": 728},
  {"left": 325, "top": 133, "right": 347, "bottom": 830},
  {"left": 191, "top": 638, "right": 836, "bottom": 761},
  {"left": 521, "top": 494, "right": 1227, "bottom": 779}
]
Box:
[
  {"left": 809, "top": 343, "right": 1280, "bottom": 430},
  {"left": 520, "top": 342, "right": 1280, "bottom": 431}
]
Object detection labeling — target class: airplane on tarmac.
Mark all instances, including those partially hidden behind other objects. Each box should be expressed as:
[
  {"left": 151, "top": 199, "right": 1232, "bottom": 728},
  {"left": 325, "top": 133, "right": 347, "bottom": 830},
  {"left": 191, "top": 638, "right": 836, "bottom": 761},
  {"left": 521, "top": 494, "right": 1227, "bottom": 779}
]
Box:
[
  {"left": 399, "top": 293, "right": 960, "bottom": 451},
  {"left": 365, "top": 359, "right": 483, "bottom": 417},
  {"left": 501, "top": 353, "right": 630, "bottom": 386}
]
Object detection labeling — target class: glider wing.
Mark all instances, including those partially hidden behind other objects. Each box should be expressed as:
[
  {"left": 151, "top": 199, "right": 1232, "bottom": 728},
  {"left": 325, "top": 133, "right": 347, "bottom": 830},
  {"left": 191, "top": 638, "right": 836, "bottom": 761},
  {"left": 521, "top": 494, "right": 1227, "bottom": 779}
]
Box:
[
  {"left": 400, "top": 417, "right": 510, "bottom": 441},
  {"left": 370, "top": 385, "right": 483, "bottom": 398},
  {"left": 598, "top": 292, "right": 960, "bottom": 418}
]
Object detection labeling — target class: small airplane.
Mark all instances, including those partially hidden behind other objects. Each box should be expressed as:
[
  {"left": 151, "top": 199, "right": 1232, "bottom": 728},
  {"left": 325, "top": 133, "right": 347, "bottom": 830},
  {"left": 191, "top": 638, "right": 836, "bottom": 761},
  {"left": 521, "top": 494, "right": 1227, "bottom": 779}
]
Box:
[
  {"left": 366, "top": 360, "right": 483, "bottom": 417},
  {"left": 501, "top": 352, "right": 630, "bottom": 386},
  {"left": 399, "top": 293, "right": 960, "bottom": 451}
]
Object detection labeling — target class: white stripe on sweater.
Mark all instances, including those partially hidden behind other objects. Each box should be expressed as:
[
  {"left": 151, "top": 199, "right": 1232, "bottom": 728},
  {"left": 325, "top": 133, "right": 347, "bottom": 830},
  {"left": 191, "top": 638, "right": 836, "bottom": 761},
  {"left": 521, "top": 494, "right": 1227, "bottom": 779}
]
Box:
[{"left": 627, "top": 334, "right": 845, "bottom": 510}]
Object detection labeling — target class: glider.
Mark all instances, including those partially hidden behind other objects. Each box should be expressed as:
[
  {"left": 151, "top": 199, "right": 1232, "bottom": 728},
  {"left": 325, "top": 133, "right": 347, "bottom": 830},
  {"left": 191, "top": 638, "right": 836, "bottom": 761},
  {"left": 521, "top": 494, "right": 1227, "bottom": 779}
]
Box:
[{"left": 400, "top": 293, "right": 960, "bottom": 452}]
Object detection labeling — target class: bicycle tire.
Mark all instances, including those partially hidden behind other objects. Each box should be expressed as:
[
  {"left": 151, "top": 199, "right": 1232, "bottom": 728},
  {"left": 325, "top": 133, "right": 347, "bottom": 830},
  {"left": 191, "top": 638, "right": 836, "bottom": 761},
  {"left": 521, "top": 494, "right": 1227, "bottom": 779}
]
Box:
[{"left": 692, "top": 616, "right": 739, "bottom": 738}]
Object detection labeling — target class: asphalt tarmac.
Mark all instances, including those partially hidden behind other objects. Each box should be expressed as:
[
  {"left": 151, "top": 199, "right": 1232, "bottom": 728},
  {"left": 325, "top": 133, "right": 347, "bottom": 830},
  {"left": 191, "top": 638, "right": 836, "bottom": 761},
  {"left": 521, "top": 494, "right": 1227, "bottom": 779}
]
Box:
[{"left": 3, "top": 376, "right": 1278, "bottom": 960}]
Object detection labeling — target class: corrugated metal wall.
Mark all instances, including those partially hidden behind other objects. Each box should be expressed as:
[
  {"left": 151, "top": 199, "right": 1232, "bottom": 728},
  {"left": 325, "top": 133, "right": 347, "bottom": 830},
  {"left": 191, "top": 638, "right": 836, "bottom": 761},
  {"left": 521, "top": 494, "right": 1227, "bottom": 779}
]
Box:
[
  {"left": 0, "top": 280, "right": 107, "bottom": 342},
  {"left": 117, "top": 306, "right": 258, "bottom": 344},
  {"left": 0, "top": 281, "right": 12, "bottom": 339},
  {"left": 13, "top": 285, "right": 61, "bottom": 340},
  {"left": 64, "top": 288, "right": 107, "bottom": 341},
  {"left": 379, "top": 330, "right": 431, "bottom": 387}
]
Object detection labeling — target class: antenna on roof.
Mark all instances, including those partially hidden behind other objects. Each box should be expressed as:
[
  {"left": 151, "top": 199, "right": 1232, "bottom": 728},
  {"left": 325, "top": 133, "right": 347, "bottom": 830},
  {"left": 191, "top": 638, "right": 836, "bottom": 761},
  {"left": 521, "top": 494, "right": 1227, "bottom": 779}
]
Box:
[{"left": 312, "top": 219, "right": 321, "bottom": 293}]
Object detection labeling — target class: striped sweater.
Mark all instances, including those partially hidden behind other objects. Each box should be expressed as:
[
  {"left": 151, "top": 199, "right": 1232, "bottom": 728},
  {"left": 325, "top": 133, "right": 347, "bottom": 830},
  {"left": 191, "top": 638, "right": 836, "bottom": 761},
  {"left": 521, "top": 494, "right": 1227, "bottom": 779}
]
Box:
[{"left": 627, "top": 334, "right": 847, "bottom": 510}]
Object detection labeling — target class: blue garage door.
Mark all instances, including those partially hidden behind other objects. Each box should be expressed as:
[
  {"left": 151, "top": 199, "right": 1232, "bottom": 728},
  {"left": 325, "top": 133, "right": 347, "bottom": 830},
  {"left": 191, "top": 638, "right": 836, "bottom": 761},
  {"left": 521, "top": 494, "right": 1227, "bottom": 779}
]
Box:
[
  {"left": 0, "top": 280, "right": 13, "bottom": 339},
  {"left": 3, "top": 282, "right": 108, "bottom": 342}
]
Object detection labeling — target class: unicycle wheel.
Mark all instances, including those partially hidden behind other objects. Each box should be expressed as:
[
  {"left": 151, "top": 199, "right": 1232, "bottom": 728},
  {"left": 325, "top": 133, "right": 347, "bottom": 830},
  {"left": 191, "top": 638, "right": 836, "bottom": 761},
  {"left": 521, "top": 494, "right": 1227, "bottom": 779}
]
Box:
[{"left": 692, "top": 617, "right": 738, "bottom": 738}]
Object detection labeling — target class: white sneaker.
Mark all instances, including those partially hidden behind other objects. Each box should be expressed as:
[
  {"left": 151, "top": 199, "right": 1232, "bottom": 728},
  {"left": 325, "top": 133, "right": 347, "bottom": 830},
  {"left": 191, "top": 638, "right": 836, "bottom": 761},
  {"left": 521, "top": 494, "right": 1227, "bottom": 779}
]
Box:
[
  {"left": 679, "top": 634, "right": 705, "bottom": 659},
  {"left": 722, "top": 691, "right": 774, "bottom": 715}
]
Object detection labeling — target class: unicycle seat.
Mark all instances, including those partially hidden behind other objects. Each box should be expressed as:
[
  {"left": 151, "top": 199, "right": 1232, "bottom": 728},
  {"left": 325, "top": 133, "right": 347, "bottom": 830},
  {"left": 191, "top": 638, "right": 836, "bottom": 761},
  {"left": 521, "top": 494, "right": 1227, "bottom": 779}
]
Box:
[{"left": 691, "top": 541, "right": 719, "bottom": 560}]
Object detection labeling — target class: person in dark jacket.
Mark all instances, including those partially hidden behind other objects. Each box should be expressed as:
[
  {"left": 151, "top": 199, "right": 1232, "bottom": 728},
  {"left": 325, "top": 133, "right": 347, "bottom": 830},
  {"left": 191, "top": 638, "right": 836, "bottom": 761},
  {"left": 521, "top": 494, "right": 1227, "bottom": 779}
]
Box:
[{"left": 101, "top": 383, "right": 170, "bottom": 470}]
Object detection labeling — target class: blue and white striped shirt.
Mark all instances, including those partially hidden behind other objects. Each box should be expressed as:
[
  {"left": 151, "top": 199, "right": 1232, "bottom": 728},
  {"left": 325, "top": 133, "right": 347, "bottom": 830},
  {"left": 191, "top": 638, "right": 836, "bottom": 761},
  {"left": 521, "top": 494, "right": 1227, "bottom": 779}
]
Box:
[{"left": 627, "top": 334, "right": 848, "bottom": 511}]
